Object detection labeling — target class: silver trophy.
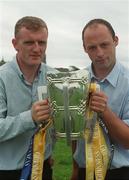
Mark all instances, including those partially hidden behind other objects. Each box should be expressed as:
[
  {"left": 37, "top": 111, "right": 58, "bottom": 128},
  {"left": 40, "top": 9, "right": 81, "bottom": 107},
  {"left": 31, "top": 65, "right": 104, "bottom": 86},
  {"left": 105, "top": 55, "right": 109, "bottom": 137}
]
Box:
[{"left": 47, "top": 69, "right": 91, "bottom": 144}]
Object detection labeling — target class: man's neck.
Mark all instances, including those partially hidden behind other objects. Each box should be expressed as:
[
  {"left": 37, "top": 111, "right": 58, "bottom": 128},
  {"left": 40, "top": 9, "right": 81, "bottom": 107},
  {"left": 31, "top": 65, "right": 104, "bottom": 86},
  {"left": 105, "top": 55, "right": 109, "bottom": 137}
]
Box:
[
  {"left": 24, "top": 68, "right": 39, "bottom": 84},
  {"left": 17, "top": 59, "right": 40, "bottom": 84},
  {"left": 93, "top": 68, "right": 109, "bottom": 80},
  {"left": 92, "top": 64, "right": 115, "bottom": 80}
]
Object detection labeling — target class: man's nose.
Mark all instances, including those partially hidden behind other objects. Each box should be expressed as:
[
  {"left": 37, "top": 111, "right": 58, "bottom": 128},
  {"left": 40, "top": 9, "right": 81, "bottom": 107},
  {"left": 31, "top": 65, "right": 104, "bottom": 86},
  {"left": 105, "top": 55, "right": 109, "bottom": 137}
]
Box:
[
  {"left": 33, "top": 42, "right": 41, "bottom": 51},
  {"left": 96, "top": 47, "right": 104, "bottom": 57}
]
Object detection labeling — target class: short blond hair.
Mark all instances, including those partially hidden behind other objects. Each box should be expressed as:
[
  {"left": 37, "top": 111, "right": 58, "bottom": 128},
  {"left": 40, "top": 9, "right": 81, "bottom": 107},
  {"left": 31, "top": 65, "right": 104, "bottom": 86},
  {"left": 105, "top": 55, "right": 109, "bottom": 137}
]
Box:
[{"left": 14, "top": 16, "right": 48, "bottom": 37}]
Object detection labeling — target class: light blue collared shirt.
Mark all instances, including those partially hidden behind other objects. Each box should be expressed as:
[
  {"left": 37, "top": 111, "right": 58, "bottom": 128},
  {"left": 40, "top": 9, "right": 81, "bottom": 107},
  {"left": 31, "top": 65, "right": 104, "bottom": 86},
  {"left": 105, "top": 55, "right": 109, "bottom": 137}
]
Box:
[
  {"left": 74, "top": 61, "right": 129, "bottom": 169},
  {"left": 0, "top": 57, "right": 56, "bottom": 170}
]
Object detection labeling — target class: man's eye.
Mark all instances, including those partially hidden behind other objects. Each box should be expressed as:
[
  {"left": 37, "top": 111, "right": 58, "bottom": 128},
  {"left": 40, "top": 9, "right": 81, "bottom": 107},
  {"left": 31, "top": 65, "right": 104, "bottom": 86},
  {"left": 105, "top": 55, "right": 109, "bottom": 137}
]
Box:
[
  {"left": 23, "top": 41, "right": 46, "bottom": 46},
  {"left": 38, "top": 41, "right": 46, "bottom": 46},
  {"left": 88, "top": 46, "right": 96, "bottom": 51},
  {"left": 101, "top": 43, "right": 108, "bottom": 48},
  {"left": 24, "top": 41, "right": 34, "bottom": 45}
]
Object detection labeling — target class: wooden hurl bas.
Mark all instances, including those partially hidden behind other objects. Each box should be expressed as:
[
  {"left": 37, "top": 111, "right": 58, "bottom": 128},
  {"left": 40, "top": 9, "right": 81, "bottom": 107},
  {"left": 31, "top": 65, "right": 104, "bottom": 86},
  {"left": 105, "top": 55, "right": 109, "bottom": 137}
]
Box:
[{"left": 47, "top": 69, "right": 91, "bottom": 143}]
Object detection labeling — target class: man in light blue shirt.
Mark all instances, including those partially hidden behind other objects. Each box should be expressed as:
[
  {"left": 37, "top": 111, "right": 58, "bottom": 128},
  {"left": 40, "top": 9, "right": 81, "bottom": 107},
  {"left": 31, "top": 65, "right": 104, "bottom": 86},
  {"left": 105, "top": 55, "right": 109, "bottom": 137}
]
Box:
[
  {"left": 0, "top": 16, "right": 55, "bottom": 180},
  {"left": 71, "top": 19, "right": 129, "bottom": 180}
]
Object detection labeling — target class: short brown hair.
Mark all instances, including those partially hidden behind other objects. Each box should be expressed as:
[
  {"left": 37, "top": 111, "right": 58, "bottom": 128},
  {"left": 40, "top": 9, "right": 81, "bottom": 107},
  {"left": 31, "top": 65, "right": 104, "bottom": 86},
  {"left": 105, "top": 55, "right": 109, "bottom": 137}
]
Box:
[
  {"left": 82, "top": 18, "right": 115, "bottom": 41},
  {"left": 14, "top": 16, "right": 48, "bottom": 37}
]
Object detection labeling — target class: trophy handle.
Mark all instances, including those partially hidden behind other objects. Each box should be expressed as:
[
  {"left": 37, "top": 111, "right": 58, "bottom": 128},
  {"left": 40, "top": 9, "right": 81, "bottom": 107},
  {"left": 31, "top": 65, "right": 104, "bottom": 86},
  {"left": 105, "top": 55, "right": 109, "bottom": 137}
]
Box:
[{"left": 63, "top": 82, "right": 71, "bottom": 145}]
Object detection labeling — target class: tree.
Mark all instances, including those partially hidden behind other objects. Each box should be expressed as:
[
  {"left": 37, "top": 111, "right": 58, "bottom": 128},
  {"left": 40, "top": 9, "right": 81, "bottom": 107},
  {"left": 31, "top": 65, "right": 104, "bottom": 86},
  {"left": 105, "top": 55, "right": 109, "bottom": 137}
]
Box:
[{"left": 0, "top": 57, "right": 6, "bottom": 66}]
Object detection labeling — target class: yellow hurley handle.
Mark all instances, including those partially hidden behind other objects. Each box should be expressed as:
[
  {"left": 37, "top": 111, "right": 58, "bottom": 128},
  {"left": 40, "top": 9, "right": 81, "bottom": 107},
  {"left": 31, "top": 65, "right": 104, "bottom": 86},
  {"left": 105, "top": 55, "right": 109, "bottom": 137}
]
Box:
[
  {"left": 89, "top": 82, "right": 97, "bottom": 93},
  {"left": 85, "top": 82, "right": 109, "bottom": 180},
  {"left": 31, "top": 119, "right": 52, "bottom": 180},
  {"left": 86, "top": 82, "right": 98, "bottom": 121}
]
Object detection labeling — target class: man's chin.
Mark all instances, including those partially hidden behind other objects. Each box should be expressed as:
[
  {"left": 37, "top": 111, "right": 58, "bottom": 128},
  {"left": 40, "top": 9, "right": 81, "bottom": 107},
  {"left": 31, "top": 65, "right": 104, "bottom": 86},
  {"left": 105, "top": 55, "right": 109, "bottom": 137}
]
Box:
[
  {"left": 31, "top": 58, "right": 42, "bottom": 63},
  {"left": 28, "top": 60, "right": 41, "bottom": 67}
]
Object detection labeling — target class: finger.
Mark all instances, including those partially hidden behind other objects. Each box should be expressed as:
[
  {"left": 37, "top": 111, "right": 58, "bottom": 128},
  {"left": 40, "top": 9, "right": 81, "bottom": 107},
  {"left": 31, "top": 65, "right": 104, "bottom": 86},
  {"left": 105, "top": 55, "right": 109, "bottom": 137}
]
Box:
[
  {"left": 34, "top": 104, "right": 50, "bottom": 113},
  {"left": 90, "top": 101, "right": 107, "bottom": 113},
  {"left": 38, "top": 99, "right": 49, "bottom": 105},
  {"left": 36, "top": 109, "right": 50, "bottom": 116},
  {"left": 36, "top": 114, "right": 50, "bottom": 122}
]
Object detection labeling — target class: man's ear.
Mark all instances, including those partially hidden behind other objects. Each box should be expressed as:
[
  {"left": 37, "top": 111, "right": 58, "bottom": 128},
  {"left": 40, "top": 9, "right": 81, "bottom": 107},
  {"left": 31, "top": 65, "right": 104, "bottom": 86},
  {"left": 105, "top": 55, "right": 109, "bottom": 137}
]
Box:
[
  {"left": 114, "top": 36, "right": 119, "bottom": 47},
  {"left": 12, "top": 38, "right": 19, "bottom": 51},
  {"left": 83, "top": 42, "right": 87, "bottom": 53}
]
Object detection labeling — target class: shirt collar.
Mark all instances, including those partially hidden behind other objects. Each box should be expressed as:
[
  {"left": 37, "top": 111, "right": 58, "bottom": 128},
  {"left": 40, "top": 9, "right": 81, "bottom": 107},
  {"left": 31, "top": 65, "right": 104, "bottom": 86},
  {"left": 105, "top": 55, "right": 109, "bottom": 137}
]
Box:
[
  {"left": 11, "top": 57, "right": 44, "bottom": 80},
  {"left": 11, "top": 57, "right": 23, "bottom": 78},
  {"left": 88, "top": 61, "right": 120, "bottom": 88}
]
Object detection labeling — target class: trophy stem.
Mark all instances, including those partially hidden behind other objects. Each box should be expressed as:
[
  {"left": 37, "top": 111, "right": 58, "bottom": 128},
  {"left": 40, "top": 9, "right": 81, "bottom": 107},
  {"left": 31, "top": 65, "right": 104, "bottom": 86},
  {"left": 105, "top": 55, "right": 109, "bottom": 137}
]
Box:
[{"left": 63, "top": 82, "right": 71, "bottom": 145}]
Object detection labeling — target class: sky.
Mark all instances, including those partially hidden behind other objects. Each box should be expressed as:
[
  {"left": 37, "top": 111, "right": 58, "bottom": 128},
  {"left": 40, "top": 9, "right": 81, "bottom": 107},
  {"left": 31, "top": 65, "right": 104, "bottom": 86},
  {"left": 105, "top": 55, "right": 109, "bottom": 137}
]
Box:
[{"left": 0, "top": 0, "right": 129, "bottom": 68}]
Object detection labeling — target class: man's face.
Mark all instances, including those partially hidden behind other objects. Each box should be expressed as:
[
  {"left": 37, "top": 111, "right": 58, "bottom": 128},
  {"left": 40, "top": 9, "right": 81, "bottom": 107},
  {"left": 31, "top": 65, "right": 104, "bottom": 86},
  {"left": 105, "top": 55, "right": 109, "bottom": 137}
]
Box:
[
  {"left": 12, "top": 27, "right": 48, "bottom": 67},
  {"left": 83, "top": 24, "right": 118, "bottom": 71}
]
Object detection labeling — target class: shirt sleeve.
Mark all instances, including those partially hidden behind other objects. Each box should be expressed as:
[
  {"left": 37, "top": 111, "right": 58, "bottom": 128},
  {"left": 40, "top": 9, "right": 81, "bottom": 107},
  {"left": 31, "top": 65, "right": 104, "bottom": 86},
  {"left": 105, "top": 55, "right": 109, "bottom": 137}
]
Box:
[
  {"left": 0, "top": 81, "right": 35, "bottom": 142},
  {"left": 122, "top": 91, "right": 129, "bottom": 125}
]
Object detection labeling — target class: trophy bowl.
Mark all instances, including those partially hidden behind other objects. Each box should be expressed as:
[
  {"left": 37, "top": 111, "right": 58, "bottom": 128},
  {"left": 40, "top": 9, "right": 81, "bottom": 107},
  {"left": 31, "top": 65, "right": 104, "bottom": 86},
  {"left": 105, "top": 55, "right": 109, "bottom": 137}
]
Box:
[{"left": 47, "top": 69, "right": 91, "bottom": 142}]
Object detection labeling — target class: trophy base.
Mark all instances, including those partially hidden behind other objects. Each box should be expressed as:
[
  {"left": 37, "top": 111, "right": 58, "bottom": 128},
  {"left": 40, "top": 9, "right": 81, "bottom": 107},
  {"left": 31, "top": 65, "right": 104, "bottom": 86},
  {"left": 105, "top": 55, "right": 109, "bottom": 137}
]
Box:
[{"left": 56, "top": 132, "right": 83, "bottom": 140}]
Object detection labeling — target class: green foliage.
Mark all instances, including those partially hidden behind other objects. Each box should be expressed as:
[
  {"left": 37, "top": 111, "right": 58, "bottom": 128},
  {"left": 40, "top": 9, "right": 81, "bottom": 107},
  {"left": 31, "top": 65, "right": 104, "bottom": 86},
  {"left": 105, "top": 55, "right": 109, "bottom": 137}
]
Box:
[
  {"left": 53, "top": 139, "right": 72, "bottom": 180},
  {"left": 0, "top": 59, "right": 6, "bottom": 66}
]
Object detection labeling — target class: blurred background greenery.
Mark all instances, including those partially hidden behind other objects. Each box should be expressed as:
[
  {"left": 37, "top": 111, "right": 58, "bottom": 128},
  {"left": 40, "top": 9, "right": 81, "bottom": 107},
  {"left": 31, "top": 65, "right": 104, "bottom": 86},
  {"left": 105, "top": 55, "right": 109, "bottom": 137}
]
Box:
[{"left": 53, "top": 139, "right": 73, "bottom": 180}]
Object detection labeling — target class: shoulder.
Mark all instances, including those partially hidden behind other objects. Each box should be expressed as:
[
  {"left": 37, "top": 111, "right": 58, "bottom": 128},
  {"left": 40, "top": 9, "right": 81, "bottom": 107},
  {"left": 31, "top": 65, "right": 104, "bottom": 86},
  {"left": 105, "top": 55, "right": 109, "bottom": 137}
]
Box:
[
  {"left": 0, "top": 61, "right": 13, "bottom": 76},
  {"left": 118, "top": 62, "right": 129, "bottom": 80},
  {"left": 41, "top": 63, "right": 59, "bottom": 73},
  {"left": 0, "top": 59, "right": 19, "bottom": 85},
  {"left": 116, "top": 62, "right": 129, "bottom": 95}
]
